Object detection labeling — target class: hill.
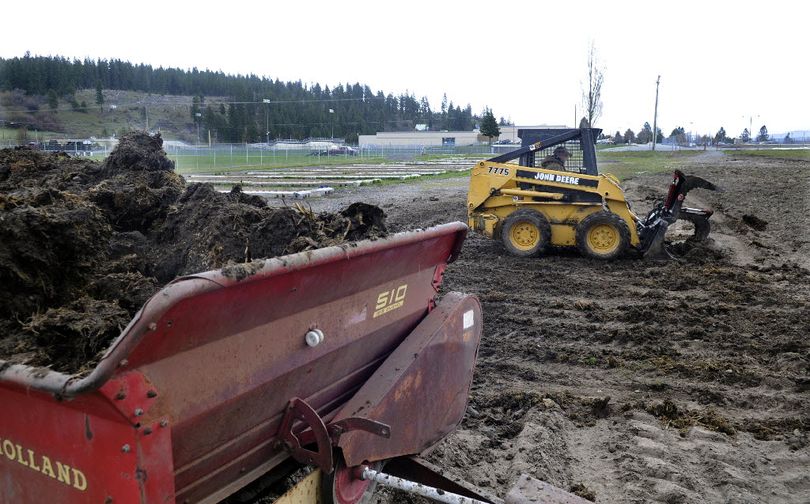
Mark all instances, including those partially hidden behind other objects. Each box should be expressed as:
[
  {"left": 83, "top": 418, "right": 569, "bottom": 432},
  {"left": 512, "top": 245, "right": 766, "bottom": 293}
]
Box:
[{"left": 0, "top": 54, "right": 484, "bottom": 143}]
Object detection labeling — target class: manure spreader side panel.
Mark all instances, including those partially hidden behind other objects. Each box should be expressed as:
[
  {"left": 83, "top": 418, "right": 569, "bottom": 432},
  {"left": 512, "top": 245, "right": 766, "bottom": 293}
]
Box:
[
  {"left": 0, "top": 223, "right": 469, "bottom": 504},
  {"left": 0, "top": 382, "right": 174, "bottom": 503}
]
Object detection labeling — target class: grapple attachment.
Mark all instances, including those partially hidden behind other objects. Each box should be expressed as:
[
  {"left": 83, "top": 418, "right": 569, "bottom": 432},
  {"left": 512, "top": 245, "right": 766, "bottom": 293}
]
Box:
[{"left": 639, "top": 170, "right": 719, "bottom": 259}]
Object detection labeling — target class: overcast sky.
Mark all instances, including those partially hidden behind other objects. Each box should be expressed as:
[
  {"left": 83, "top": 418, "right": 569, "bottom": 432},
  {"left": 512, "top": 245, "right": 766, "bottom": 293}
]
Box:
[{"left": 2, "top": 0, "right": 807, "bottom": 136}]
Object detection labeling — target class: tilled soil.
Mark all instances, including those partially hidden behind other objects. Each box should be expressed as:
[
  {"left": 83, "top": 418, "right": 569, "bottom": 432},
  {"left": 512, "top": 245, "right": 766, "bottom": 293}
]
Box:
[
  {"left": 0, "top": 134, "right": 386, "bottom": 375},
  {"left": 357, "top": 151, "right": 808, "bottom": 503}
]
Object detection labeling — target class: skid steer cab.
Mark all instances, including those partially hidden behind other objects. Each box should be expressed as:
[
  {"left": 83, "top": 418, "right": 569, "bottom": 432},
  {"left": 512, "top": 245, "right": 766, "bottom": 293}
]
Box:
[{"left": 467, "top": 128, "right": 718, "bottom": 260}]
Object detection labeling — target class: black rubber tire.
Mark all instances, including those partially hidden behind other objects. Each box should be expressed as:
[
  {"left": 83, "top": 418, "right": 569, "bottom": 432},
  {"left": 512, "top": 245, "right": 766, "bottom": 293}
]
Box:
[
  {"left": 575, "top": 211, "right": 631, "bottom": 260},
  {"left": 501, "top": 208, "right": 552, "bottom": 257}
]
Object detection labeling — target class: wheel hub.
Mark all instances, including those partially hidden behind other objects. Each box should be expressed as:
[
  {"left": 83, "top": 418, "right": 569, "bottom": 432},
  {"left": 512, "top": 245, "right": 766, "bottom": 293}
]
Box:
[
  {"left": 511, "top": 222, "right": 539, "bottom": 249},
  {"left": 332, "top": 464, "right": 374, "bottom": 504},
  {"left": 588, "top": 224, "right": 618, "bottom": 251}
]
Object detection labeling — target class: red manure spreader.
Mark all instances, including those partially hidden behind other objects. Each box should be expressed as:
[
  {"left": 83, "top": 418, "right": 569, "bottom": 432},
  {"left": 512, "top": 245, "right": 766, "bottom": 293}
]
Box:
[{"left": 0, "top": 223, "right": 586, "bottom": 504}]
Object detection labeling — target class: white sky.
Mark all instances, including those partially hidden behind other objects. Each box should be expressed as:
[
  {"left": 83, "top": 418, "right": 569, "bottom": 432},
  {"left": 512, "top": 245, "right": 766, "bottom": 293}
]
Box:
[{"left": 2, "top": 0, "right": 808, "bottom": 136}]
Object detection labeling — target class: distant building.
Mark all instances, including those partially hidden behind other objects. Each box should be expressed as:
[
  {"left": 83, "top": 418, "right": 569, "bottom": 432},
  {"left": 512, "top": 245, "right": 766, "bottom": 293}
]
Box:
[
  {"left": 359, "top": 130, "right": 481, "bottom": 147},
  {"left": 358, "top": 125, "right": 565, "bottom": 147}
]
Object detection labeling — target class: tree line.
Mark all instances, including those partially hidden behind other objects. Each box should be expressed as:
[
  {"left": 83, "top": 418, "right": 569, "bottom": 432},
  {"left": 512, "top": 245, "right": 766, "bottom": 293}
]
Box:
[
  {"left": 607, "top": 123, "right": 773, "bottom": 146},
  {"left": 0, "top": 54, "right": 490, "bottom": 142}
]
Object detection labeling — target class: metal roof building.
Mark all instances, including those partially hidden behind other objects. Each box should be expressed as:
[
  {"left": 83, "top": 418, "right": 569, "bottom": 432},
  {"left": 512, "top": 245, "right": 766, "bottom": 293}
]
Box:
[{"left": 358, "top": 125, "right": 566, "bottom": 147}]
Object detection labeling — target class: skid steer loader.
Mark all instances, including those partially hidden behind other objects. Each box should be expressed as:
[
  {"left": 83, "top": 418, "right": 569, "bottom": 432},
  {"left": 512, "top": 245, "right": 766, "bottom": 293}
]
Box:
[{"left": 467, "top": 128, "right": 718, "bottom": 259}]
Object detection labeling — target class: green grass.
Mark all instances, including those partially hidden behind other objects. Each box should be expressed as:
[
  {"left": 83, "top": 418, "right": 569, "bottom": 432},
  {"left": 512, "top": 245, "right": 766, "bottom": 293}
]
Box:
[
  {"left": 596, "top": 150, "right": 703, "bottom": 181},
  {"left": 172, "top": 149, "right": 485, "bottom": 175},
  {"left": 722, "top": 149, "right": 809, "bottom": 161},
  {"left": 415, "top": 152, "right": 490, "bottom": 162},
  {"left": 0, "top": 127, "right": 64, "bottom": 143},
  {"left": 171, "top": 152, "right": 388, "bottom": 174},
  {"left": 375, "top": 167, "right": 471, "bottom": 186}
]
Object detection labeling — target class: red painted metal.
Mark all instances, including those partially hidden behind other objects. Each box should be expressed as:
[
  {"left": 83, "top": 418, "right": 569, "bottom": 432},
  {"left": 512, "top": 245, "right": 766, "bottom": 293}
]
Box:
[
  {"left": 0, "top": 379, "right": 174, "bottom": 503},
  {"left": 0, "top": 223, "right": 471, "bottom": 503},
  {"left": 277, "top": 398, "right": 390, "bottom": 473},
  {"left": 331, "top": 463, "right": 373, "bottom": 504},
  {"left": 276, "top": 398, "right": 336, "bottom": 474},
  {"left": 335, "top": 291, "right": 483, "bottom": 467}
]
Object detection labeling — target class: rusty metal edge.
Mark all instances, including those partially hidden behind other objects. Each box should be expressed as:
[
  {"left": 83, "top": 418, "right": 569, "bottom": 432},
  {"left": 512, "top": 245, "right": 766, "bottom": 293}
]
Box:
[{"left": 0, "top": 222, "right": 468, "bottom": 398}]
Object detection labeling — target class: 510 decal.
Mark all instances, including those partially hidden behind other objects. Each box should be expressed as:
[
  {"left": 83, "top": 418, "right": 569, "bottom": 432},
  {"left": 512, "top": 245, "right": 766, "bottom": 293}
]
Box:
[{"left": 373, "top": 284, "right": 408, "bottom": 318}]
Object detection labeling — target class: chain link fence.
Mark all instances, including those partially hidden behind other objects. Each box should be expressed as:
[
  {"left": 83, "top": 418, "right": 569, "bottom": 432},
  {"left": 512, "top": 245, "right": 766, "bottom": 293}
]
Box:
[{"left": 0, "top": 138, "right": 499, "bottom": 171}]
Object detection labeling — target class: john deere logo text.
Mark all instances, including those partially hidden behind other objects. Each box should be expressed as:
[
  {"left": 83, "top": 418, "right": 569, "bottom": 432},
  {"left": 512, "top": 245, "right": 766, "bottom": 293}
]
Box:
[
  {"left": 373, "top": 284, "right": 408, "bottom": 318},
  {"left": 0, "top": 436, "right": 87, "bottom": 491}
]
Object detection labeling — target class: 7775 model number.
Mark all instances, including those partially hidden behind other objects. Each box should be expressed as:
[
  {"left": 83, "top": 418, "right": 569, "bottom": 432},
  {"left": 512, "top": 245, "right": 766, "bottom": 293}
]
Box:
[{"left": 488, "top": 167, "right": 509, "bottom": 176}]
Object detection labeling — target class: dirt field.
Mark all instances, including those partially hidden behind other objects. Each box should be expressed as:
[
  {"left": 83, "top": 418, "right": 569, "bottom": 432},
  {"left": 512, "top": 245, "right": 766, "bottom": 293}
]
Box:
[
  {"left": 3, "top": 142, "right": 806, "bottom": 502},
  {"left": 293, "top": 151, "right": 810, "bottom": 503}
]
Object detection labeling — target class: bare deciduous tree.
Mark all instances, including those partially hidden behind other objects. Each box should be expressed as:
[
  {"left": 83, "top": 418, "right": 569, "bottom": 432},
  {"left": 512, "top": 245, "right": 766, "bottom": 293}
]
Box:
[{"left": 582, "top": 43, "right": 604, "bottom": 129}]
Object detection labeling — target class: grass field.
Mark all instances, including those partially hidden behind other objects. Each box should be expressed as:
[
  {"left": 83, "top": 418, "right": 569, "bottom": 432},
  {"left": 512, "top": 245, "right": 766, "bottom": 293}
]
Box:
[
  {"left": 0, "top": 127, "right": 64, "bottom": 144},
  {"left": 723, "top": 149, "right": 810, "bottom": 161},
  {"left": 596, "top": 150, "right": 703, "bottom": 180},
  {"left": 171, "top": 152, "right": 388, "bottom": 174}
]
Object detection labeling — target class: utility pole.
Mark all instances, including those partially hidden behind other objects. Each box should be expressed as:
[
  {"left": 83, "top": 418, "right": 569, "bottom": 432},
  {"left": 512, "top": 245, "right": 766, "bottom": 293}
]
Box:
[
  {"left": 329, "top": 108, "right": 335, "bottom": 140},
  {"left": 652, "top": 75, "right": 660, "bottom": 151},
  {"left": 263, "top": 98, "right": 271, "bottom": 145},
  {"left": 574, "top": 104, "right": 577, "bottom": 128}
]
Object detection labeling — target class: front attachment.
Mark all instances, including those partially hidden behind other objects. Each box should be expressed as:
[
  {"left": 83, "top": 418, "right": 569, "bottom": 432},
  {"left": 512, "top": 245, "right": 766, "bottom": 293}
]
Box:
[
  {"left": 640, "top": 171, "right": 719, "bottom": 258},
  {"left": 679, "top": 207, "right": 713, "bottom": 242}
]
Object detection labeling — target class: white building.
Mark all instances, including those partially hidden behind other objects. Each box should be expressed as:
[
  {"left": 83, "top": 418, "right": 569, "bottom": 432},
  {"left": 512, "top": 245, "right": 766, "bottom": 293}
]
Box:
[{"left": 359, "top": 125, "right": 566, "bottom": 147}]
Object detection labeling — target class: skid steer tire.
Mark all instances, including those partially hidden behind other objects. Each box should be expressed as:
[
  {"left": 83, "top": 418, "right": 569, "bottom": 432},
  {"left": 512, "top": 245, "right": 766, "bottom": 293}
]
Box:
[
  {"left": 576, "top": 211, "right": 630, "bottom": 260},
  {"left": 501, "top": 208, "right": 552, "bottom": 257}
]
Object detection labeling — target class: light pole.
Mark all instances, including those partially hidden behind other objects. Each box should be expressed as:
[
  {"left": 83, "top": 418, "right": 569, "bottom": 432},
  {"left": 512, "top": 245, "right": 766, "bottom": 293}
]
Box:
[
  {"left": 329, "top": 108, "right": 335, "bottom": 140},
  {"left": 195, "top": 112, "right": 202, "bottom": 146},
  {"left": 741, "top": 115, "right": 759, "bottom": 142},
  {"left": 652, "top": 75, "right": 660, "bottom": 151},
  {"left": 263, "top": 98, "right": 270, "bottom": 145}
]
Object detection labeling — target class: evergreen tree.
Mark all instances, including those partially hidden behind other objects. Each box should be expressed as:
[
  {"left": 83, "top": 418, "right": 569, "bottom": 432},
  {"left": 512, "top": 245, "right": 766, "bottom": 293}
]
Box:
[
  {"left": 741, "top": 128, "right": 750, "bottom": 142},
  {"left": 47, "top": 89, "right": 58, "bottom": 110},
  {"left": 757, "top": 125, "right": 768, "bottom": 142},
  {"left": 95, "top": 80, "right": 104, "bottom": 111},
  {"left": 714, "top": 127, "right": 727, "bottom": 144},
  {"left": 669, "top": 126, "right": 686, "bottom": 145},
  {"left": 623, "top": 128, "right": 635, "bottom": 144},
  {"left": 191, "top": 95, "right": 201, "bottom": 123},
  {"left": 479, "top": 108, "right": 500, "bottom": 144},
  {"left": 637, "top": 122, "right": 653, "bottom": 144}
]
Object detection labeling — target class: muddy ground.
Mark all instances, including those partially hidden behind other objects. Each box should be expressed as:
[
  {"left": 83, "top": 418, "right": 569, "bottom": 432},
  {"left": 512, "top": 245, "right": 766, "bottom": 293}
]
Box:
[{"left": 283, "top": 151, "right": 809, "bottom": 503}]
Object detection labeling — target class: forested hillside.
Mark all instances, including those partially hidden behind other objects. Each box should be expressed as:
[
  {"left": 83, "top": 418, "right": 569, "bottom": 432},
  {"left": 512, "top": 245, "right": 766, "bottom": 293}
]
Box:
[{"left": 0, "top": 54, "right": 496, "bottom": 142}]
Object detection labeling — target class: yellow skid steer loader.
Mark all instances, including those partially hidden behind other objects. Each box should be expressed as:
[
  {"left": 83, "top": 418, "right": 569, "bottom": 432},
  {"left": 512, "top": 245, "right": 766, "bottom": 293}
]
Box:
[{"left": 467, "top": 128, "right": 718, "bottom": 259}]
